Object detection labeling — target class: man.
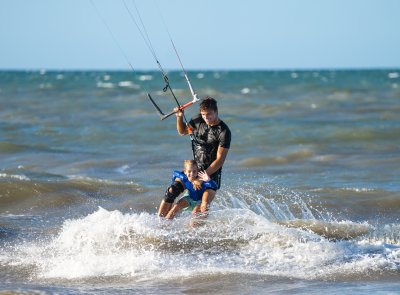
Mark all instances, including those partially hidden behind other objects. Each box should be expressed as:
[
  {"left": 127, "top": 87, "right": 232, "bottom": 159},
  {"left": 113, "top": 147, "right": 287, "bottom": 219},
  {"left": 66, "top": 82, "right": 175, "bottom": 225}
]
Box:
[{"left": 158, "top": 96, "right": 231, "bottom": 217}]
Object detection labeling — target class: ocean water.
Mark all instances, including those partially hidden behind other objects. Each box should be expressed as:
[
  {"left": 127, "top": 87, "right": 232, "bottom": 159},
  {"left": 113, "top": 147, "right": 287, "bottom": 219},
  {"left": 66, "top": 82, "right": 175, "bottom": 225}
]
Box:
[{"left": 0, "top": 69, "right": 399, "bottom": 294}]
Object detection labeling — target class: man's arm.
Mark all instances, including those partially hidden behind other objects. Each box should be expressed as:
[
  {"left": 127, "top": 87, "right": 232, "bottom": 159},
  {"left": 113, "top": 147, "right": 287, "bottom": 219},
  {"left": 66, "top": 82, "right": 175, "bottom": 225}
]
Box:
[
  {"left": 205, "top": 146, "right": 229, "bottom": 176},
  {"left": 176, "top": 109, "right": 189, "bottom": 136}
]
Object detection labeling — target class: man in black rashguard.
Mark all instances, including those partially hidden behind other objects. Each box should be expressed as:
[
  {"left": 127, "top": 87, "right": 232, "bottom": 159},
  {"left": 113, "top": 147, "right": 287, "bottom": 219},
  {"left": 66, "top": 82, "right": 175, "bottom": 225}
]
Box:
[{"left": 158, "top": 97, "right": 231, "bottom": 217}]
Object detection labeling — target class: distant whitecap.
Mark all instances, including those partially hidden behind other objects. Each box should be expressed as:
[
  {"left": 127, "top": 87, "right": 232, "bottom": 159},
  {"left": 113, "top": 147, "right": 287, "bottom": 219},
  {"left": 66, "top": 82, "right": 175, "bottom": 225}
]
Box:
[
  {"left": 138, "top": 75, "right": 153, "bottom": 81},
  {"left": 291, "top": 72, "right": 298, "bottom": 79},
  {"left": 97, "top": 81, "right": 114, "bottom": 89},
  {"left": 103, "top": 75, "right": 111, "bottom": 81},
  {"left": 56, "top": 74, "right": 64, "bottom": 80},
  {"left": 196, "top": 73, "right": 205, "bottom": 79},
  {"left": 39, "top": 83, "right": 52, "bottom": 89},
  {"left": 241, "top": 87, "right": 250, "bottom": 94},
  {"left": 116, "top": 164, "right": 130, "bottom": 174},
  {"left": 0, "top": 173, "right": 30, "bottom": 181},
  {"left": 118, "top": 81, "right": 139, "bottom": 89},
  {"left": 388, "top": 72, "right": 399, "bottom": 79}
]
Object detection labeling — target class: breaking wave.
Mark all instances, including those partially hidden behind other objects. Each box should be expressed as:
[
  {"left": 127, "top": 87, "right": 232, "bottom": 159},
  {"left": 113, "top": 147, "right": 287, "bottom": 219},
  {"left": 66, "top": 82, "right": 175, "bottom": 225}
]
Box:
[{"left": 1, "top": 204, "right": 398, "bottom": 283}]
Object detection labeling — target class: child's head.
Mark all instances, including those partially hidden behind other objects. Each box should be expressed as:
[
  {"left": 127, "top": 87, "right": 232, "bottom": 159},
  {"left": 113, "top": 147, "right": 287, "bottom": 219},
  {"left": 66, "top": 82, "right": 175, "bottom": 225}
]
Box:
[{"left": 183, "top": 160, "right": 199, "bottom": 181}]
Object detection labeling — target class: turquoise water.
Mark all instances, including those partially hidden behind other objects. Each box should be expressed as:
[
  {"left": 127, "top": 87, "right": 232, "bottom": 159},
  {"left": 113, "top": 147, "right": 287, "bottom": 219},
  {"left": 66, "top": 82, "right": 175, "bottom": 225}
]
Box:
[{"left": 0, "top": 70, "right": 399, "bottom": 294}]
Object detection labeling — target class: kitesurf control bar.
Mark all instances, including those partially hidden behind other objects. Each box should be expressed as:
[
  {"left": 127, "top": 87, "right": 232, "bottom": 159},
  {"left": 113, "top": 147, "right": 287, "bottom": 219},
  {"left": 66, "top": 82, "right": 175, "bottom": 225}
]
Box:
[
  {"left": 161, "top": 95, "right": 199, "bottom": 120},
  {"left": 147, "top": 94, "right": 200, "bottom": 120}
]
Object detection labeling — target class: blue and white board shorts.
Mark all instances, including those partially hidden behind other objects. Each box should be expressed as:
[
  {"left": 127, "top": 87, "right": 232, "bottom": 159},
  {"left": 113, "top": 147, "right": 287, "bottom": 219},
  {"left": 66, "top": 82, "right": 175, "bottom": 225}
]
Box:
[{"left": 179, "top": 190, "right": 201, "bottom": 211}]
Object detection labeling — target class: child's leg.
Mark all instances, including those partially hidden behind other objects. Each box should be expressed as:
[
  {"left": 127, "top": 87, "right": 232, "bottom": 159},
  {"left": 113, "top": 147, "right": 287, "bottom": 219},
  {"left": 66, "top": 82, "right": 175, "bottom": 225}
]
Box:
[
  {"left": 191, "top": 204, "right": 201, "bottom": 215},
  {"left": 200, "top": 189, "right": 216, "bottom": 213},
  {"left": 190, "top": 202, "right": 207, "bottom": 227},
  {"left": 165, "top": 198, "right": 189, "bottom": 219}
]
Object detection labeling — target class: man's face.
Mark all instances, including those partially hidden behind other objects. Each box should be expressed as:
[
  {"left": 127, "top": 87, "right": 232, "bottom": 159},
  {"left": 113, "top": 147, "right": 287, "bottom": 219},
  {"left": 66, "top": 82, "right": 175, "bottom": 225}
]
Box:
[{"left": 201, "top": 109, "right": 218, "bottom": 126}]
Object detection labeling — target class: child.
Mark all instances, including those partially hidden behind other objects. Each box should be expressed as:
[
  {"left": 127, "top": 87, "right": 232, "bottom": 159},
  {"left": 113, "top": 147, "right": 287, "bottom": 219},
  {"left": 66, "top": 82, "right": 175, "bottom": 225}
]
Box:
[{"left": 160, "top": 160, "right": 217, "bottom": 220}]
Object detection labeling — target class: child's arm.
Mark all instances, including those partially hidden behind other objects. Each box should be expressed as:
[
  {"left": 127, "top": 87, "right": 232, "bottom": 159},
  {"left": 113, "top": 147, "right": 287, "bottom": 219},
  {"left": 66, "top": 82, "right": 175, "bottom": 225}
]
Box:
[
  {"left": 192, "top": 179, "right": 203, "bottom": 190},
  {"left": 198, "top": 171, "right": 210, "bottom": 182},
  {"left": 192, "top": 170, "right": 211, "bottom": 190}
]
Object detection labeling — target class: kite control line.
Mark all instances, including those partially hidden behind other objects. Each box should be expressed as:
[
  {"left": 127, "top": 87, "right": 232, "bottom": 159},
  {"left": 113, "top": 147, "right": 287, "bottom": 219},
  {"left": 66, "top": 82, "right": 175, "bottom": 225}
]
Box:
[
  {"left": 122, "top": 0, "right": 198, "bottom": 122},
  {"left": 91, "top": 1, "right": 200, "bottom": 156}
]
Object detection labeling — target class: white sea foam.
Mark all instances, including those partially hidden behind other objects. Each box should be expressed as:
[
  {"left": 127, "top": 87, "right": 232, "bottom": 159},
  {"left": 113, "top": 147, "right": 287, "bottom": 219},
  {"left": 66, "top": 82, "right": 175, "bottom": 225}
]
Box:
[
  {"left": 241, "top": 87, "right": 250, "bottom": 94},
  {"left": 342, "top": 187, "right": 375, "bottom": 192},
  {"left": 213, "top": 72, "right": 221, "bottom": 79},
  {"left": 4, "top": 207, "right": 398, "bottom": 282},
  {"left": 138, "top": 75, "right": 153, "bottom": 81},
  {"left": 0, "top": 173, "right": 30, "bottom": 181},
  {"left": 116, "top": 164, "right": 130, "bottom": 174},
  {"left": 96, "top": 81, "right": 114, "bottom": 89},
  {"left": 66, "top": 175, "right": 121, "bottom": 185},
  {"left": 118, "top": 81, "right": 139, "bottom": 89},
  {"left": 39, "top": 83, "right": 52, "bottom": 89}
]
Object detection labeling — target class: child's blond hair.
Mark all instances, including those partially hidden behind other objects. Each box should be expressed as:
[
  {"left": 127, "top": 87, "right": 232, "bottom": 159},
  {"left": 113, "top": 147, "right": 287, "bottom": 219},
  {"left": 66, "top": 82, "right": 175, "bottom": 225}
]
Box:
[{"left": 183, "top": 160, "right": 198, "bottom": 171}]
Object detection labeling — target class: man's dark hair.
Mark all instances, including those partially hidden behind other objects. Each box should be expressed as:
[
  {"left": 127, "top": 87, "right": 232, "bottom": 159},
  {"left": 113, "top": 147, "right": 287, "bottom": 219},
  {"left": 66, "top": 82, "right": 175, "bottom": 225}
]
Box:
[{"left": 200, "top": 96, "right": 218, "bottom": 112}]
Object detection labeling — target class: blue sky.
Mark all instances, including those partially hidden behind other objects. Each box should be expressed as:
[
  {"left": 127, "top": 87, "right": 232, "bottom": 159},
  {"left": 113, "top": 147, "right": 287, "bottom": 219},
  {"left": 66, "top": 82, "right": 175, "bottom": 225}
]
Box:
[{"left": 1, "top": 0, "right": 399, "bottom": 70}]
